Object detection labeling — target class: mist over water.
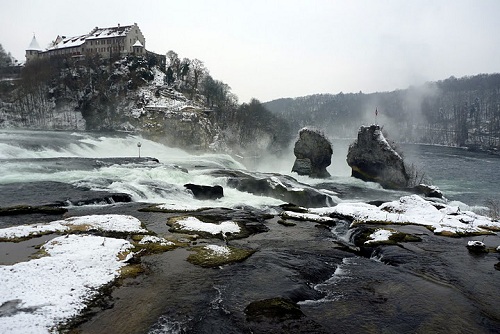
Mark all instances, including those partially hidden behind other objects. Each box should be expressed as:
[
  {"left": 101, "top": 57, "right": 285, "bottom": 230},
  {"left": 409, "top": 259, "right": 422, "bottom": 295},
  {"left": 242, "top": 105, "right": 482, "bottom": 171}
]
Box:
[
  {"left": 0, "top": 129, "right": 281, "bottom": 209},
  {"left": 1, "top": 129, "right": 498, "bottom": 208}
]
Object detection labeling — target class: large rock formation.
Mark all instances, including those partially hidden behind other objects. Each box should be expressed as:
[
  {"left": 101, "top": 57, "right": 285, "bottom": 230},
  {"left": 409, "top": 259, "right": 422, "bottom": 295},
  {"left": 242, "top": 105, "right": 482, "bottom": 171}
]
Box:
[
  {"left": 291, "top": 128, "right": 333, "bottom": 178},
  {"left": 347, "top": 125, "right": 409, "bottom": 189}
]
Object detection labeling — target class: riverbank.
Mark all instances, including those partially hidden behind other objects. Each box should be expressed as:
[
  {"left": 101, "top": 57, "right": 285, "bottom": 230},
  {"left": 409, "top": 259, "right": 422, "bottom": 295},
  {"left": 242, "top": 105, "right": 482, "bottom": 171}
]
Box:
[{"left": 1, "top": 196, "right": 500, "bottom": 333}]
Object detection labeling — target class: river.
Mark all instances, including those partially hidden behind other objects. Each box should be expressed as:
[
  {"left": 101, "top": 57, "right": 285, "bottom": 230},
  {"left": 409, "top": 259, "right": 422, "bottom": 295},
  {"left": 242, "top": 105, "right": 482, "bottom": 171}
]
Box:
[{"left": 0, "top": 129, "right": 499, "bottom": 333}]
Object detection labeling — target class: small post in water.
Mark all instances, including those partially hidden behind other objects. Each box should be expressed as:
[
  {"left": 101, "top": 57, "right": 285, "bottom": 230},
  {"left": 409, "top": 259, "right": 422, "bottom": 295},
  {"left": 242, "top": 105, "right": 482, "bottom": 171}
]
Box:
[{"left": 137, "top": 142, "right": 142, "bottom": 158}]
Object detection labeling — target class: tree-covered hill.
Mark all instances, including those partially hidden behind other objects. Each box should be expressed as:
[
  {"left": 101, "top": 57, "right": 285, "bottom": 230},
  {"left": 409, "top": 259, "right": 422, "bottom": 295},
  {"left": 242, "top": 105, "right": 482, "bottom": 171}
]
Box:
[{"left": 264, "top": 74, "right": 500, "bottom": 151}]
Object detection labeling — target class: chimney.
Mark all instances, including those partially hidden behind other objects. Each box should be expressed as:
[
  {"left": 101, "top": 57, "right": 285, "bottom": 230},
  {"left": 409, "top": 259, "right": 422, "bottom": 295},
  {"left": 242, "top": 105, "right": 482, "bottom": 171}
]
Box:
[{"left": 118, "top": 23, "right": 120, "bottom": 28}]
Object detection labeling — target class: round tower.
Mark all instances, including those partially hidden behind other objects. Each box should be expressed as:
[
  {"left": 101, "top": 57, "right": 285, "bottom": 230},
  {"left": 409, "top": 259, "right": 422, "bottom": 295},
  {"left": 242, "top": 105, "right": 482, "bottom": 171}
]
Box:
[{"left": 26, "top": 35, "right": 42, "bottom": 62}]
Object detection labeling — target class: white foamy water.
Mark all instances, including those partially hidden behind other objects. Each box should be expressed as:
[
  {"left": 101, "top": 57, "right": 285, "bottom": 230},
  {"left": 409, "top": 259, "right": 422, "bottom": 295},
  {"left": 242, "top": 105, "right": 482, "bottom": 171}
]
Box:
[
  {"left": 0, "top": 130, "right": 283, "bottom": 209},
  {"left": 1, "top": 129, "right": 499, "bottom": 208}
]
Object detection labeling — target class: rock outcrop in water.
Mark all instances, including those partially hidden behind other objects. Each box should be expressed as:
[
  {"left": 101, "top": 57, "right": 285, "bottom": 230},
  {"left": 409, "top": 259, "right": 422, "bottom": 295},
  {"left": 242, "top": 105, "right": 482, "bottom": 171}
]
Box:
[
  {"left": 184, "top": 183, "right": 224, "bottom": 200},
  {"left": 291, "top": 128, "right": 332, "bottom": 178},
  {"left": 347, "top": 125, "right": 409, "bottom": 189}
]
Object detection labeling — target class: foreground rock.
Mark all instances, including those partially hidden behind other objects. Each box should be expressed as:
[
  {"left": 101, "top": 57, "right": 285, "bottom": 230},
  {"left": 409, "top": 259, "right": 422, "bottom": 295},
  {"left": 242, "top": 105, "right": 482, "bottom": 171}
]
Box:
[
  {"left": 347, "top": 125, "right": 410, "bottom": 189},
  {"left": 291, "top": 128, "right": 333, "bottom": 178}
]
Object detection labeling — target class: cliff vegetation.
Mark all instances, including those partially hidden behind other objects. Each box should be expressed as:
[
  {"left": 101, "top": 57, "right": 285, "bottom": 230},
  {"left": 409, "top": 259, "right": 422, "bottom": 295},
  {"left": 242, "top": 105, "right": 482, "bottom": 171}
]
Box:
[{"left": 0, "top": 46, "right": 291, "bottom": 155}]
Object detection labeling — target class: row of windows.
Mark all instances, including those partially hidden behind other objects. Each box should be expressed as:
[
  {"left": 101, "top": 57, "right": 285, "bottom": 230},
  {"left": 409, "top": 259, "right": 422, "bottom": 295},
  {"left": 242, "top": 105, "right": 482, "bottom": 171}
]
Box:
[
  {"left": 89, "top": 38, "right": 126, "bottom": 46},
  {"left": 85, "top": 46, "right": 126, "bottom": 53}
]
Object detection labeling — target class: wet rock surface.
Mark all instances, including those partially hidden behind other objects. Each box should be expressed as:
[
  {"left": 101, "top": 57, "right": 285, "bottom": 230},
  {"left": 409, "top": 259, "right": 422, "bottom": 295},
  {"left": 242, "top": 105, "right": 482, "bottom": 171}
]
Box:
[
  {"left": 347, "top": 125, "right": 410, "bottom": 189},
  {"left": 184, "top": 183, "right": 224, "bottom": 200},
  {"left": 1, "top": 177, "right": 499, "bottom": 333},
  {"left": 0, "top": 181, "right": 132, "bottom": 227},
  {"left": 45, "top": 202, "right": 498, "bottom": 334},
  {"left": 212, "top": 169, "right": 336, "bottom": 207},
  {"left": 291, "top": 128, "right": 333, "bottom": 178}
]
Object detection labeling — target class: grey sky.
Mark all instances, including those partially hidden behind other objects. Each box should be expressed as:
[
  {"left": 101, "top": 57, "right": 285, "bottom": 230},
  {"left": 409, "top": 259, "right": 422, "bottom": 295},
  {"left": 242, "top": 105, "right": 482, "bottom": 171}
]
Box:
[{"left": 1, "top": 0, "right": 499, "bottom": 102}]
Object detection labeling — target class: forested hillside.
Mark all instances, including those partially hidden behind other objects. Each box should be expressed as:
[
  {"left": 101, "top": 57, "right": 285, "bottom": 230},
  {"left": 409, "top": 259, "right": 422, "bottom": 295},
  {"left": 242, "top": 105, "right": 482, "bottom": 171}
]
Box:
[
  {"left": 265, "top": 74, "right": 500, "bottom": 151},
  {"left": 0, "top": 45, "right": 291, "bottom": 155}
]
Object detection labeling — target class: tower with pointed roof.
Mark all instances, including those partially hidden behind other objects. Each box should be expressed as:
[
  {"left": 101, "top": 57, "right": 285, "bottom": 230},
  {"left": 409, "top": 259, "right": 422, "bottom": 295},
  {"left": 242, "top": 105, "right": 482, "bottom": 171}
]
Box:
[{"left": 26, "top": 35, "right": 43, "bottom": 62}]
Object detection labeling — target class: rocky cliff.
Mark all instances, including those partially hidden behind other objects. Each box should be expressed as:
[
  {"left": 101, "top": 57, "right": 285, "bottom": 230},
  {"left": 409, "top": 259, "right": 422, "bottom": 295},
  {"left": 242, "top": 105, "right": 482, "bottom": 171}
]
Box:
[{"left": 0, "top": 54, "right": 223, "bottom": 151}]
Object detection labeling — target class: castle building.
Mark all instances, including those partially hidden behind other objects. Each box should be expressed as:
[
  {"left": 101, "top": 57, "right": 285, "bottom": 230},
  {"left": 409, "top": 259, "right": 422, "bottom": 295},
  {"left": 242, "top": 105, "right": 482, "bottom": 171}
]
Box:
[{"left": 26, "top": 23, "right": 146, "bottom": 62}]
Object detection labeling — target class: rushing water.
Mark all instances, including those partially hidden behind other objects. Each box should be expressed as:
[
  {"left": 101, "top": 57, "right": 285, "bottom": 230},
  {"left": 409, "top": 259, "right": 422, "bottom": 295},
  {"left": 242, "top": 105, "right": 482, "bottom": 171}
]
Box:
[
  {"left": 1, "top": 129, "right": 499, "bottom": 333},
  {"left": 1, "top": 129, "right": 498, "bottom": 207}
]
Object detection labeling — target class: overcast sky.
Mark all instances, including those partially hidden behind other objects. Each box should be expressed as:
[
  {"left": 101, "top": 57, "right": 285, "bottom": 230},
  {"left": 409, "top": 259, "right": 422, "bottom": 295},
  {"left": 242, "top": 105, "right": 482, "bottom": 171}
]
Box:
[{"left": 1, "top": 0, "right": 499, "bottom": 103}]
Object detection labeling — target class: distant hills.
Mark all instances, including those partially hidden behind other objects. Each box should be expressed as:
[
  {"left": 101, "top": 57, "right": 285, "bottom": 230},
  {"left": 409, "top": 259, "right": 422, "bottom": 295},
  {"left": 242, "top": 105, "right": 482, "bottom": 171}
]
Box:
[{"left": 264, "top": 73, "right": 500, "bottom": 151}]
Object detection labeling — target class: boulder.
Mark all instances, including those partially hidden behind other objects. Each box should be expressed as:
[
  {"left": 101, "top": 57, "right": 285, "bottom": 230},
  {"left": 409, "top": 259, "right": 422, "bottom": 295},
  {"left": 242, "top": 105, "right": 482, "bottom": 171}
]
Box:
[
  {"left": 346, "top": 125, "right": 409, "bottom": 189},
  {"left": 413, "top": 183, "right": 444, "bottom": 199},
  {"left": 184, "top": 183, "right": 224, "bottom": 200},
  {"left": 466, "top": 240, "right": 487, "bottom": 254},
  {"left": 292, "top": 128, "right": 333, "bottom": 178}
]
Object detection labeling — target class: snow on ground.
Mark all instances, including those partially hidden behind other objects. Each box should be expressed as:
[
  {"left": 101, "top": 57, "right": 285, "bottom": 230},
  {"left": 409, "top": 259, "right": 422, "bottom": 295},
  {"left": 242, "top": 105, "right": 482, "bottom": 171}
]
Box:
[
  {"left": 365, "top": 229, "right": 394, "bottom": 244},
  {"left": 0, "top": 234, "right": 133, "bottom": 333},
  {"left": 139, "top": 235, "right": 173, "bottom": 246},
  {"left": 158, "top": 202, "right": 212, "bottom": 212},
  {"left": 467, "top": 240, "right": 485, "bottom": 247},
  {"left": 280, "top": 210, "right": 336, "bottom": 224},
  {"left": 0, "top": 221, "right": 70, "bottom": 240},
  {"left": 151, "top": 67, "right": 166, "bottom": 87},
  {"left": 0, "top": 214, "right": 147, "bottom": 240},
  {"left": 311, "top": 195, "right": 500, "bottom": 235},
  {"left": 204, "top": 244, "right": 231, "bottom": 256},
  {"left": 175, "top": 216, "right": 240, "bottom": 235}
]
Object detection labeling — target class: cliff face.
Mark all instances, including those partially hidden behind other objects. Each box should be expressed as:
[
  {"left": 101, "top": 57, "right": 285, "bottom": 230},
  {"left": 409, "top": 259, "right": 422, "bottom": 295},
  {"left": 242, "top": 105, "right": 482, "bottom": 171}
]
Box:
[{"left": 0, "top": 55, "right": 222, "bottom": 151}]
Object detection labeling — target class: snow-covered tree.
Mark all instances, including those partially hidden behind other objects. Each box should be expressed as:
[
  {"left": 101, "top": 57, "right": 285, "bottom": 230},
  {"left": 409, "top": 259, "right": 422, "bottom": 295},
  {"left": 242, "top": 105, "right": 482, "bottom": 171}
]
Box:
[{"left": 0, "top": 44, "right": 14, "bottom": 67}]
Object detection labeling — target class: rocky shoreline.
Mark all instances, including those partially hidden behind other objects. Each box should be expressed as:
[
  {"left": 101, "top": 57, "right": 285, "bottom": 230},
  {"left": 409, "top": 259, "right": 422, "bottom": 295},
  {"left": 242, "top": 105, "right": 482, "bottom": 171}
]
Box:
[{"left": 1, "top": 181, "right": 500, "bottom": 333}]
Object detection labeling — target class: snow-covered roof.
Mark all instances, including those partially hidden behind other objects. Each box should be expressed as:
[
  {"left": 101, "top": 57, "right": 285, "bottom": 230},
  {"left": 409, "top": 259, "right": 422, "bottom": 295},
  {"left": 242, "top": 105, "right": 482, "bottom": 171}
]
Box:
[
  {"left": 132, "top": 40, "right": 143, "bottom": 47},
  {"left": 86, "top": 24, "right": 134, "bottom": 40},
  {"left": 27, "top": 35, "right": 42, "bottom": 51},
  {"left": 46, "top": 35, "right": 87, "bottom": 50},
  {"left": 44, "top": 24, "right": 136, "bottom": 51}
]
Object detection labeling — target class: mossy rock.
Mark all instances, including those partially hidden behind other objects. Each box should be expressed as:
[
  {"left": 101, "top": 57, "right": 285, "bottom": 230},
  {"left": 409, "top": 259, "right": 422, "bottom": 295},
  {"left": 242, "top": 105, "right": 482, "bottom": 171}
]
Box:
[
  {"left": 478, "top": 224, "right": 500, "bottom": 232},
  {"left": 352, "top": 227, "right": 421, "bottom": 247},
  {"left": 186, "top": 245, "right": 256, "bottom": 268},
  {"left": 131, "top": 234, "right": 183, "bottom": 255},
  {"left": 119, "top": 264, "right": 146, "bottom": 280},
  {"left": 389, "top": 232, "right": 422, "bottom": 243},
  {"left": 245, "top": 297, "right": 304, "bottom": 322},
  {"left": 277, "top": 219, "right": 296, "bottom": 227},
  {"left": 434, "top": 229, "right": 494, "bottom": 238}
]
